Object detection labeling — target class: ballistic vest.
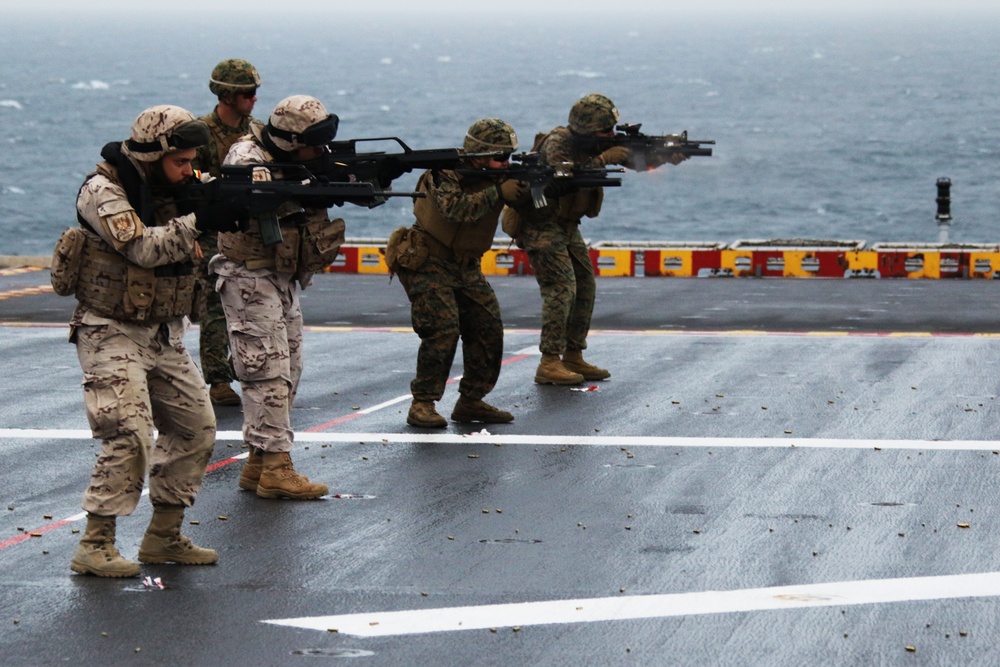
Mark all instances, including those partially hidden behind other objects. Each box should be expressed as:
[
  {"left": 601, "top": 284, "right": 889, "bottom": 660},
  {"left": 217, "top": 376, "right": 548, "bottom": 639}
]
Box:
[
  {"left": 73, "top": 158, "right": 197, "bottom": 323},
  {"left": 413, "top": 170, "right": 500, "bottom": 260}
]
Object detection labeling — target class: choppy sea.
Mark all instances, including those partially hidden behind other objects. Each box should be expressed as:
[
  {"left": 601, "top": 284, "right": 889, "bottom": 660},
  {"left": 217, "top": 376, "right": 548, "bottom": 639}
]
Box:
[{"left": 1, "top": 9, "right": 999, "bottom": 257}]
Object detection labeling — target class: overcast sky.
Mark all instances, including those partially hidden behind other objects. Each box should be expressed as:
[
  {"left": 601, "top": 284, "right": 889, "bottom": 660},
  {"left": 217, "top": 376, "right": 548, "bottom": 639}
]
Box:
[{"left": 10, "top": 0, "right": 1000, "bottom": 14}]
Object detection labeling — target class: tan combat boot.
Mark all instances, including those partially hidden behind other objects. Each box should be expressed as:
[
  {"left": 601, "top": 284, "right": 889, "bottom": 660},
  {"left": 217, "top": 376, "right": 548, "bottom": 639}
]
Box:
[
  {"left": 451, "top": 395, "right": 514, "bottom": 424},
  {"left": 534, "top": 354, "right": 585, "bottom": 385},
  {"left": 138, "top": 504, "right": 218, "bottom": 565},
  {"left": 562, "top": 350, "right": 611, "bottom": 381},
  {"left": 407, "top": 399, "right": 447, "bottom": 428},
  {"left": 256, "top": 452, "right": 328, "bottom": 500},
  {"left": 238, "top": 447, "right": 262, "bottom": 491},
  {"left": 210, "top": 382, "right": 241, "bottom": 406},
  {"left": 70, "top": 513, "right": 141, "bottom": 578}
]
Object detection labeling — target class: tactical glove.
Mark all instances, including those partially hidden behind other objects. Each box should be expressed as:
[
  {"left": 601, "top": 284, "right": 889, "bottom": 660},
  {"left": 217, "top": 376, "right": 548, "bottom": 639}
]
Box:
[
  {"left": 194, "top": 199, "right": 247, "bottom": 233},
  {"left": 377, "top": 157, "right": 408, "bottom": 187},
  {"left": 499, "top": 179, "right": 529, "bottom": 204},
  {"left": 597, "top": 145, "right": 630, "bottom": 167},
  {"left": 544, "top": 179, "right": 578, "bottom": 199}
]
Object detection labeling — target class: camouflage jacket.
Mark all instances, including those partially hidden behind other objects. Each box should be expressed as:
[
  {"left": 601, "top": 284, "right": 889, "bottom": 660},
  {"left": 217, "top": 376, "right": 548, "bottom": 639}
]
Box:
[
  {"left": 514, "top": 126, "right": 605, "bottom": 227},
  {"left": 194, "top": 107, "right": 261, "bottom": 177}
]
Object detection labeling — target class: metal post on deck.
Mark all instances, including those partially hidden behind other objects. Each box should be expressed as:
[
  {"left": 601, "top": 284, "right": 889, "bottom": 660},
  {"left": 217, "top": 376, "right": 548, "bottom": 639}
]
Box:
[{"left": 935, "top": 177, "right": 952, "bottom": 243}]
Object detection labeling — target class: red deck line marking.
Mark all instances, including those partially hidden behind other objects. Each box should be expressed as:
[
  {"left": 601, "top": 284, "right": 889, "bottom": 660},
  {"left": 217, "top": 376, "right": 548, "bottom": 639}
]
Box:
[
  {"left": 0, "top": 518, "right": 75, "bottom": 550},
  {"left": 306, "top": 353, "right": 534, "bottom": 432},
  {"left": 502, "top": 353, "right": 533, "bottom": 365},
  {"left": 0, "top": 352, "right": 530, "bottom": 543},
  {"left": 306, "top": 411, "right": 366, "bottom": 432},
  {"left": 1, "top": 453, "right": 251, "bottom": 552},
  {"left": 205, "top": 454, "right": 248, "bottom": 473}
]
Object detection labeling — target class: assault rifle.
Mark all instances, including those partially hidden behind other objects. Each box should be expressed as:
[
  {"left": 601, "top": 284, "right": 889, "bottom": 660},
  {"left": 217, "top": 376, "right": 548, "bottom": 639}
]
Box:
[
  {"left": 303, "top": 137, "right": 504, "bottom": 186},
  {"left": 456, "top": 152, "right": 624, "bottom": 209},
  {"left": 187, "top": 163, "right": 422, "bottom": 247},
  {"left": 612, "top": 124, "right": 714, "bottom": 171}
]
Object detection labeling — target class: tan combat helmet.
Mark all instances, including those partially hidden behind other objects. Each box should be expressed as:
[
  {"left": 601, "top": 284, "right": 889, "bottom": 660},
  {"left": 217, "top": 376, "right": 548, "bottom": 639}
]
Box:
[
  {"left": 264, "top": 95, "right": 339, "bottom": 152},
  {"left": 463, "top": 118, "right": 518, "bottom": 154},
  {"left": 209, "top": 59, "right": 261, "bottom": 98},
  {"left": 123, "top": 105, "right": 210, "bottom": 162},
  {"left": 568, "top": 93, "right": 620, "bottom": 135}
]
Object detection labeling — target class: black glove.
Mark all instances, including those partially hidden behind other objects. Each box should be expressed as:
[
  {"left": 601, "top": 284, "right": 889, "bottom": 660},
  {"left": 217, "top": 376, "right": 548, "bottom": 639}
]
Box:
[
  {"left": 543, "top": 179, "right": 578, "bottom": 199},
  {"left": 377, "top": 157, "right": 407, "bottom": 187},
  {"left": 194, "top": 199, "right": 247, "bottom": 233},
  {"left": 300, "top": 194, "right": 344, "bottom": 209}
]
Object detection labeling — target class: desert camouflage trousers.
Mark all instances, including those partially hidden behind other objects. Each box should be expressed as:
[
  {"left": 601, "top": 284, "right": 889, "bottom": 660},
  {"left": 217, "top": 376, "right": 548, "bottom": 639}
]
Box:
[
  {"left": 216, "top": 270, "right": 303, "bottom": 453},
  {"left": 194, "top": 233, "right": 234, "bottom": 385},
  {"left": 75, "top": 323, "right": 216, "bottom": 516},
  {"left": 398, "top": 256, "right": 503, "bottom": 402},
  {"left": 521, "top": 219, "right": 595, "bottom": 356}
]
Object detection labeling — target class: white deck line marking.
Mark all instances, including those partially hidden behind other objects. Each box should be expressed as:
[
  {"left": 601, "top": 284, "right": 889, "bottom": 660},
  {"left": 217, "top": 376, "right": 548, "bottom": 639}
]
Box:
[
  {"left": 264, "top": 571, "right": 1000, "bottom": 637},
  {"left": 3, "top": 428, "right": 999, "bottom": 451},
  {"left": 356, "top": 394, "right": 412, "bottom": 414}
]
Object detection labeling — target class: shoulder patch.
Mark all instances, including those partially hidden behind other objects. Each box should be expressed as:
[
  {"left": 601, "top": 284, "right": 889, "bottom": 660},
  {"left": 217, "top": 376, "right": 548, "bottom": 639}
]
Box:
[{"left": 106, "top": 210, "right": 140, "bottom": 243}]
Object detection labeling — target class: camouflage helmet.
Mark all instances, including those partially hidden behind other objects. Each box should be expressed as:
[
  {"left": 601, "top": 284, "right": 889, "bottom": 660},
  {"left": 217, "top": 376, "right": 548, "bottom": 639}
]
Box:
[
  {"left": 568, "top": 93, "right": 620, "bottom": 135},
  {"left": 209, "top": 59, "right": 261, "bottom": 98},
  {"left": 265, "top": 95, "right": 339, "bottom": 152},
  {"left": 124, "top": 105, "right": 210, "bottom": 162},
  {"left": 463, "top": 118, "right": 518, "bottom": 154}
]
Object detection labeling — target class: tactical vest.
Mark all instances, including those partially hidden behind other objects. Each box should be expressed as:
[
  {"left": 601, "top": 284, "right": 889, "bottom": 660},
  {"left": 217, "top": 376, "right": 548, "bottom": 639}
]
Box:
[
  {"left": 74, "top": 227, "right": 196, "bottom": 323},
  {"left": 413, "top": 171, "right": 500, "bottom": 260},
  {"left": 538, "top": 128, "right": 604, "bottom": 225},
  {"left": 68, "top": 160, "right": 197, "bottom": 323},
  {"left": 199, "top": 112, "right": 260, "bottom": 175},
  {"left": 217, "top": 216, "right": 303, "bottom": 272}
]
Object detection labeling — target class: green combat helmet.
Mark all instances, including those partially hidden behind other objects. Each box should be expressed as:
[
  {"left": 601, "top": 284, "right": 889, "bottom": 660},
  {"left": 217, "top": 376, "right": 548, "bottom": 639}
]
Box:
[
  {"left": 463, "top": 118, "right": 518, "bottom": 154},
  {"left": 123, "top": 105, "right": 210, "bottom": 162},
  {"left": 208, "top": 59, "right": 261, "bottom": 98},
  {"left": 568, "top": 93, "right": 620, "bottom": 135}
]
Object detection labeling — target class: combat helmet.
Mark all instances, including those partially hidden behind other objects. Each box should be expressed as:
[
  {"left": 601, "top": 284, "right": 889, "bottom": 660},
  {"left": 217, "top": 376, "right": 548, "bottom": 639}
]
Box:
[
  {"left": 463, "top": 118, "right": 518, "bottom": 154},
  {"left": 568, "top": 94, "right": 620, "bottom": 135},
  {"left": 265, "top": 95, "right": 339, "bottom": 153},
  {"left": 209, "top": 59, "right": 261, "bottom": 98},
  {"left": 124, "top": 105, "right": 210, "bottom": 162}
]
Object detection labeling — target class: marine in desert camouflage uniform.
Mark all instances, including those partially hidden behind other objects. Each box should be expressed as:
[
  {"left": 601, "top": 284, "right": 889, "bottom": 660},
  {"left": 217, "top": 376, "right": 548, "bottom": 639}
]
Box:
[
  {"left": 192, "top": 59, "right": 263, "bottom": 407},
  {"left": 210, "top": 94, "right": 346, "bottom": 500},
  {"left": 390, "top": 119, "right": 528, "bottom": 428},
  {"left": 59, "top": 105, "right": 246, "bottom": 577}
]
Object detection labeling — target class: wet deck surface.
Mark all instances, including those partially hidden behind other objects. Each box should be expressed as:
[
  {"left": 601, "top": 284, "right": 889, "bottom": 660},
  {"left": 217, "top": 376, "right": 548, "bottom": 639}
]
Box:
[{"left": 2, "top": 268, "right": 1000, "bottom": 666}]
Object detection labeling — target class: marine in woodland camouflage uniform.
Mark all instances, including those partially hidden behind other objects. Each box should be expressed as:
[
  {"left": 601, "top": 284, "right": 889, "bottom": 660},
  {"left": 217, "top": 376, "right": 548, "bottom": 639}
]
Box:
[
  {"left": 210, "top": 95, "right": 345, "bottom": 500},
  {"left": 391, "top": 119, "right": 528, "bottom": 428},
  {"left": 60, "top": 105, "right": 246, "bottom": 577},
  {"left": 192, "top": 59, "right": 263, "bottom": 407},
  {"left": 510, "top": 94, "right": 633, "bottom": 385}
]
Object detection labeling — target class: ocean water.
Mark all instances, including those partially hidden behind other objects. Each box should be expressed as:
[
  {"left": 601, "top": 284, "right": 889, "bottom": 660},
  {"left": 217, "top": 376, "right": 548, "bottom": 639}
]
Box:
[{"left": 1, "top": 9, "right": 999, "bottom": 257}]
